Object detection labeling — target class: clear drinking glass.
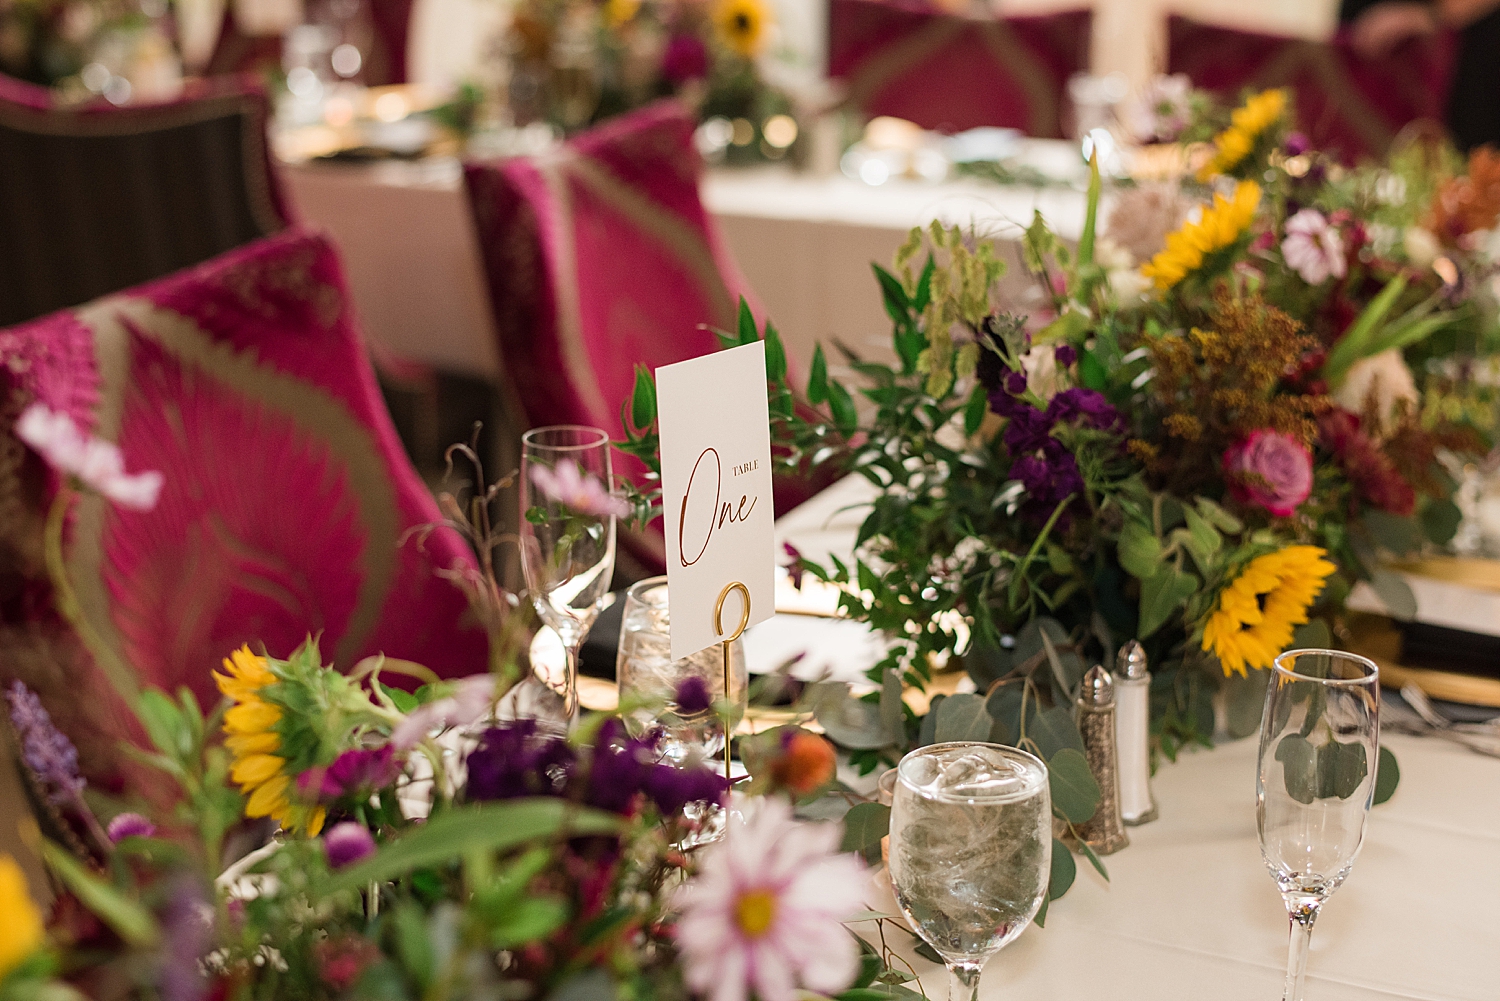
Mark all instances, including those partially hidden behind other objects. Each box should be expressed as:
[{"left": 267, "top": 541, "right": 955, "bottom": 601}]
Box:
[
  {"left": 519, "top": 425, "right": 618, "bottom": 727},
  {"left": 616, "top": 576, "right": 747, "bottom": 768},
  {"left": 887, "top": 742, "right": 1052, "bottom": 1001},
  {"left": 1257, "top": 648, "right": 1380, "bottom": 1001}
]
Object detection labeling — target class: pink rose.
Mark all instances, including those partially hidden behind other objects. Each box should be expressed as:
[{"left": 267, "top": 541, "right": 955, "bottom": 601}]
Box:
[{"left": 1223, "top": 430, "right": 1313, "bottom": 517}]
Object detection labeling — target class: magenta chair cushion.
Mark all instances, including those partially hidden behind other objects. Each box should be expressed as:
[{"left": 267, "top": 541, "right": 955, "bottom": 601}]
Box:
[
  {"left": 827, "top": 0, "right": 1092, "bottom": 138},
  {"left": 0, "top": 229, "right": 489, "bottom": 717},
  {"left": 1167, "top": 15, "right": 1456, "bottom": 163}
]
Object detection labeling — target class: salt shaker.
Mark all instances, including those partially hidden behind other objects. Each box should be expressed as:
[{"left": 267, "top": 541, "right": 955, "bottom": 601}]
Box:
[
  {"left": 1075, "top": 665, "right": 1129, "bottom": 855},
  {"left": 1115, "top": 641, "right": 1158, "bottom": 826}
]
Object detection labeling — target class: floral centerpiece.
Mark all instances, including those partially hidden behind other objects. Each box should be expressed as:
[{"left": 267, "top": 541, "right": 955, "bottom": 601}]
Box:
[
  {"left": 0, "top": 408, "right": 912, "bottom": 1001},
  {"left": 618, "top": 87, "right": 1500, "bottom": 896},
  {"left": 503, "top": 0, "right": 797, "bottom": 156}
]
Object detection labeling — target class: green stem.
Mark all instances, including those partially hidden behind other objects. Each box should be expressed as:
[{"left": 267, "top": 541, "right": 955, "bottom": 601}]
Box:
[
  {"left": 1009, "top": 494, "right": 1076, "bottom": 607},
  {"left": 42, "top": 486, "right": 140, "bottom": 703}
]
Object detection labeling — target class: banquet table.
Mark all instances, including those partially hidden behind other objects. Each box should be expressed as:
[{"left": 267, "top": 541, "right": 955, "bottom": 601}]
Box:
[
  {"left": 770, "top": 478, "right": 1500, "bottom": 1001},
  {"left": 275, "top": 144, "right": 1090, "bottom": 380}
]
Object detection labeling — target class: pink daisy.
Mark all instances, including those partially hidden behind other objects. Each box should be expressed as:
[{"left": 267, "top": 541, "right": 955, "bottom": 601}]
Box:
[
  {"left": 15, "top": 402, "right": 162, "bottom": 511},
  {"left": 674, "top": 796, "right": 867, "bottom": 1001},
  {"left": 529, "top": 459, "right": 630, "bottom": 520}
]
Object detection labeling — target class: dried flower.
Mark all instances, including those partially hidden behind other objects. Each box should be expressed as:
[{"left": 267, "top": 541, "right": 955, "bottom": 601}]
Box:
[
  {"left": 1319, "top": 410, "right": 1417, "bottom": 515},
  {"left": 106, "top": 813, "right": 156, "bottom": 842},
  {"left": 14, "top": 402, "right": 163, "bottom": 511},
  {"left": 1223, "top": 430, "right": 1314, "bottom": 517},
  {"left": 6, "top": 680, "right": 84, "bottom": 804},
  {"left": 323, "top": 822, "right": 377, "bottom": 869},
  {"left": 1427, "top": 147, "right": 1500, "bottom": 245},
  {"left": 675, "top": 795, "right": 866, "bottom": 1001},
  {"left": 528, "top": 459, "right": 630, "bottom": 520},
  {"left": 1281, "top": 209, "right": 1347, "bottom": 285}
]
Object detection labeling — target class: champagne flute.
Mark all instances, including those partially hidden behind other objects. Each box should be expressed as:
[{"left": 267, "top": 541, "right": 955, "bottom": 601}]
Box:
[
  {"left": 1257, "top": 648, "right": 1380, "bottom": 1001},
  {"left": 887, "top": 742, "right": 1051, "bottom": 1001},
  {"left": 519, "top": 425, "right": 619, "bottom": 727}
]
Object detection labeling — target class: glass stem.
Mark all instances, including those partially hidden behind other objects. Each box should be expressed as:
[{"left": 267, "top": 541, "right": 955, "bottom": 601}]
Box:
[
  {"left": 947, "top": 961, "right": 983, "bottom": 1001},
  {"left": 561, "top": 642, "right": 581, "bottom": 722},
  {"left": 1281, "top": 894, "right": 1323, "bottom": 1001}
]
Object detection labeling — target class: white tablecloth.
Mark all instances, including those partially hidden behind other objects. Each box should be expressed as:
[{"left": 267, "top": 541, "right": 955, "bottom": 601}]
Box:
[
  {"left": 276, "top": 153, "right": 1088, "bottom": 381},
  {"left": 773, "top": 480, "right": 1500, "bottom": 1001}
]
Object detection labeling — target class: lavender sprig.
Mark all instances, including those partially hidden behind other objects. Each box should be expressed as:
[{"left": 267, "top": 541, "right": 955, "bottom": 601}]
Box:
[{"left": 7, "top": 680, "right": 110, "bottom": 851}]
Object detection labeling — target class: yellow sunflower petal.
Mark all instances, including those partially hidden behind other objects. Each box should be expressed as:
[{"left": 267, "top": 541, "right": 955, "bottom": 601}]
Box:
[
  {"left": 231, "top": 753, "right": 286, "bottom": 788},
  {"left": 226, "top": 731, "right": 281, "bottom": 756},
  {"left": 225, "top": 700, "right": 281, "bottom": 735},
  {"left": 245, "top": 773, "right": 291, "bottom": 819}
]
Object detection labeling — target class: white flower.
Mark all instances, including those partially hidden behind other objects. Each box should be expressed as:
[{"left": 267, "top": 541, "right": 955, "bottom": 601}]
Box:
[
  {"left": 1404, "top": 226, "right": 1440, "bottom": 268},
  {"left": 1124, "top": 74, "right": 1193, "bottom": 144},
  {"left": 1281, "top": 209, "right": 1348, "bottom": 285},
  {"left": 15, "top": 403, "right": 163, "bottom": 511},
  {"left": 390, "top": 675, "right": 497, "bottom": 750},
  {"left": 1334, "top": 349, "right": 1419, "bottom": 438},
  {"left": 674, "top": 795, "right": 867, "bottom": 1001}
]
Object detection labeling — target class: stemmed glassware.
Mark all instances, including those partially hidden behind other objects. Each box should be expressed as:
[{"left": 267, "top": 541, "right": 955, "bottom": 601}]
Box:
[
  {"left": 1256, "top": 648, "right": 1380, "bottom": 1001},
  {"left": 887, "top": 741, "right": 1052, "bottom": 1001},
  {"left": 518, "top": 425, "right": 619, "bottom": 728}
]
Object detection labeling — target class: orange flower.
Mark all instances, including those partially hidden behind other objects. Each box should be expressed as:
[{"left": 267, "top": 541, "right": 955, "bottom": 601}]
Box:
[
  {"left": 1428, "top": 147, "right": 1500, "bottom": 244},
  {"left": 770, "top": 731, "right": 836, "bottom": 795}
]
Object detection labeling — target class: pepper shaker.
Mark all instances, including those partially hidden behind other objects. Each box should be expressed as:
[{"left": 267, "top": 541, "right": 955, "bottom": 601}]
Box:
[
  {"left": 1115, "top": 641, "right": 1158, "bottom": 825},
  {"left": 1075, "top": 665, "right": 1129, "bottom": 855}
]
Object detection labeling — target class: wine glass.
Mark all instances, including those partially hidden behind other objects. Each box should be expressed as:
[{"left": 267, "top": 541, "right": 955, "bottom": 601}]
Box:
[
  {"left": 615, "top": 576, "right": 747, "bottom": 767},
  {"left": 519, "top": 425, "right": 619, "bottom": 727},
  {"left": 887, "top": 742, "right": 1052, "bottom": 1001},
  {"left": 1257, "top": 648, "right": 1380, "bottom": 1001}
]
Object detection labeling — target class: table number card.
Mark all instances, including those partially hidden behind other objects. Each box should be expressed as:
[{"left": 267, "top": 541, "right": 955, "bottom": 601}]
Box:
[{"left": 656, "top": 341, "right": 776, "bottom": 661}]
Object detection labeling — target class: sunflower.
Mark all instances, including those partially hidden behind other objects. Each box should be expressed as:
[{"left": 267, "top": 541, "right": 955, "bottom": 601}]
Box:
[
  {"left": 215, "top": 645, "right": 325, "bottom": 835},
  {"left": 0, "top": 854, "right": 44, "bottom": 980},
  {"left": 604, "top": 0, "right": 640, "bottom": 29},
  {"left": 714, "top": 0, "right": 770, "bottom": 58},
  {"left": 1140, "top": 179, "right": 1261, "bottom": 291},
  {"left": 1201, "top": 546, "right": 1337, "bottom": 676},
  {"left": 1196, "top": 89, "right": 1286, "bottom": 181}
]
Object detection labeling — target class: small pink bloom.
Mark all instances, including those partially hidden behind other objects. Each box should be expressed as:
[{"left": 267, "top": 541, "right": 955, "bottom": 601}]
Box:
[
  {"left": 106, "top": 812, "right": 156, "bottom": 842},
  {"left": 389, "top": 674, "right": 496, "bottom": 750},
  {"left": 529, "top": 459, "right": 629, "bottom": 520},
  {"left": 674, "top": 795, "right": 867, "bottom": 1001},
  {"left": 1281, "top": 209, "right": 1347, "bottom": 285},
  {"left": 1223, "top": 430, "right": 1314, "bottom": 517},
  {"left": 323, "top": 821, "right": 376, "bottom": 869},
  {"left": 15, "top": 403, "right": 163, "bottom": 511}
]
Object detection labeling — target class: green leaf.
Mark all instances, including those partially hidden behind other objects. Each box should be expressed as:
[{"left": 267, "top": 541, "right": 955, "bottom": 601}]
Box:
[
  {"left": 380, "top": 683, "right": 419, "bottom": 714},
  {"left": 491, "top": 896, "right": 570, "bottom": 949},
  {"left": 1275, "top": 734, "right": 1319, "bottom": 805},
  {"left": 1322, "top": 274, "right": 1409, "bottom": 386},
  {"left": 1034, "top": 310, "right": 1090, "bottom": 346},
  {"left": 1076, "top": 838, "right": 1108, "bottom": 881},
  {"left": 763, "top": 322, "right": 788, "bottom": 384},
  {"left": 393, "top": 901, "right": 436, "bottom": 990},
  {"left": 934, "top": 693, "right": 993, "bottom": 743},
  {"left": 828, "top": 381, "right": 858, "bottom": 436},
  {"left": 1079, "top": 349, "right": 1107, "bottom": 391},
  {"left": 1078, "top": 145, "right": 1100, "bottom": 266},
  {"left": 41, "top": 841, "right": 158, "bottom": 947},
  {"left": 1221, "top": 669, "right": 1271, "bottom": 740},
  {"left": 1369, "top": 569, "right": 1418, "bottom": 621},
  {"left": 809, "top": 683, "right": 899, "bottom": 750},
  {"left": 1317, "top": 740, "right": 1368, "bottom": 800},
  {"left": 135, "top": 687, "right": 188, "bottom": 759},
  {"left": 737, "top": 297, "right": 758, "bottom": 345},
  {"left": 630, "top": 365, "right": 657, "bottom": 430},
  {"left": 963, "top": 383, "right": 988, "bottom": 438},
  {"left": 1421, "top": 498, "right": 1462, "bottom": 546},
  {"left": 1373, "top": 745, "right": 1400, "bottom": 805},
  {"left": 1047, "top": 748, "right": 1100, "bottom": 825},
  {"left": 879, "top": 668, "right": 904, "bottom": 748},
  {"left": 1365, "top": 510, "right": 1421, "bottom": 556},
  {"left": 1117, "top": 520, "right": 1162, "bottom": 580},
  {"left": 1181, "top": 507, "right": 1222, "bottom": 574},
  {"left": 1030, "top": 706, "right": 1085, "bottom": 760},
  {"left": 1194, "top": 497, "right": 1244, "bottom": 534},
  {"left": 873, "top": 264, "right": 911, "bottom": 325},
  {"left": 807, "top": 345, "right": 830, "bottom": 405},
  {"left": 839, "top": 802, "right": 892, "bottom": 854},
  {"left": 320, "top": 800, "right": 622, "bottom": 896},
  {"left": 1291, "top": 619, "right": 1332, "bottom": 650},
  {"left": 1137, "top": 565, "right": 1200, "bottom": 639},
  {"left": 1047, "top": 837, "right": 1076, "bottom": 900},
  {"left": 914, "top": 254, "right": 935, "bottom": 312}
]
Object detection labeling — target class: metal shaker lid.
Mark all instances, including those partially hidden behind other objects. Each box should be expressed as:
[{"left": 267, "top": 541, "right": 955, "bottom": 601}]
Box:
[
  {"left": 1116, "top": 640, "right": 1148, "bottom": 680},
  {"left": 1081, "top": 665, "right": 1114, "bottom": 707}
]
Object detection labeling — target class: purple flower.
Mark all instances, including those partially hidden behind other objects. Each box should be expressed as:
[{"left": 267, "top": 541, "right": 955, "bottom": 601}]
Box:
[
  {"left": 674, "top": 676, "right": 714, "bottom": 716},
  {"left": 781, "top": 541, "right": 805, "bottom": 590},
  {"left": 297, "top": 746, "right": 400, "bottom": 801},
  {"left": 662, "top": 34, "right": 709, "bottom": 85},
  {"left": 1046, "top": 388, "right": 1121, "bottom": 432},
  {"left": 644, "top": 761, "right": 728, "bottom": 818},
  {"left": 1223, "top": 430, "right": 1313, "bottom": 517},
  {"left": 6, "top": 681, "right": 84, "bottom": 804},
  {"left": 529, "top": 459, "right": 630, "bottom": 520},
  {"left": 1004, "top": 370, "right": 1028, "bottom": 395},
  {"left": 1284, "top": 131, "right": 1311, "bottom": 156},
  {"left": 1001, "top": 405, "right": 1053, "bottom": 454},
  {"left": 324, "top": 822, "right": 377, "bottom": 869},
  {"left": 1054, "top": 344, "right": 1078, "bottom": 367},
  {"left": 1282, "top": 208, "right": 1347, "bottom": 285},
  {"left": 107, "top": 812, "right": 156, "bottom": 842},
  {"left": 465, "top": 720, "right": 577, "bottom": 801}
]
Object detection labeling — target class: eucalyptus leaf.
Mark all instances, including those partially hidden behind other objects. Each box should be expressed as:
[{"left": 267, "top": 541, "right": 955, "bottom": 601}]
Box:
[
  {"left": 1364, "top": 511, "right": 1421, "bottom": 556},
  {"left": 1421, "top": 498, "right": 1462, "bottom": 546},
  {"left": 1030, "top": 706, "right": 1085, "bottom": 760},
  {"left": 811, "top": 683, "right": 899, "bottom": 750},
  {"left": 1291, "top": 619, "right": 1332, "bottom": 650},
  {"left": 1275, "top": 734, "right": 1319, "bottom": 806},
  {"left": 1047, "top": 837, "right": 1076, "bottom": 900},
  {"left": 879, "top": 668, "right": 904, "bottom": 746},
  {"left": 1138, "top": 565, "right": 1199, "bottom": 639},
  {"left": 1373, "top": 745, "right": 1400, "bottom": 805},
  {"left": 840, "top": 802, "right": 892, "bottom": 861},
  {"left": 1222, "top": 669, "right": 1271, "bottom": 740},
  {"left": 918, "top": 695, "right": 942, "bottom": 747},
  {"left": 1047, "top": 748, "right": 1100, "bottom": 825},
  {"left": 1077, "top": 838, "right": 1108, "bottom": 881},
  {"left": 1369, "top": 569, "right": 1418, "bottom": 621},
  {"left": 1116, "top": 520, "right": 1162, "bottom": 580},
  {"left": 1317, "top": 740, "right": 1368, "bottom": 800},
  {"left": 934, "top": 693, "right": 994, "bottom": 743}
]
